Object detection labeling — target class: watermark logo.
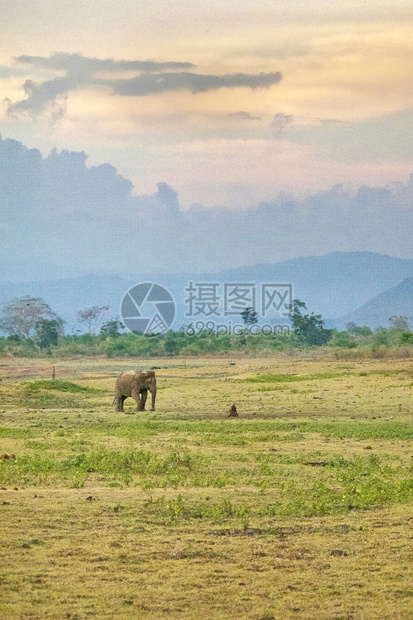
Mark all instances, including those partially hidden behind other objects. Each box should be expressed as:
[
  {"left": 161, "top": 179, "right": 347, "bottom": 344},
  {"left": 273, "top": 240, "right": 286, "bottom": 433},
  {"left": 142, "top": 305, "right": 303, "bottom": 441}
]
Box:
[{"left": 120, "top": 283, "right": 175, "bottom": 335}]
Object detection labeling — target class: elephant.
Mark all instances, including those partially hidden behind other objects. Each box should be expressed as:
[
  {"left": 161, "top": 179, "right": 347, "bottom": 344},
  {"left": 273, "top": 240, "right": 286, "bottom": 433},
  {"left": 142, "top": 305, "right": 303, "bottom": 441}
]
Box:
[{"left": 114, "top": 370, "right": 157, "bottom": 413}]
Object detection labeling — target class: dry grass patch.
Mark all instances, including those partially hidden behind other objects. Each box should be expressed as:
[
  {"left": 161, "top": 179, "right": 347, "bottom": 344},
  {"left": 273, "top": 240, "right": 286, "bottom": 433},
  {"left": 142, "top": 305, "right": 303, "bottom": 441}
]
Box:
[
  {"left": 1, "top": 488, "right": 413, "bottom": 619},
  {"left": 1, "top": 355, "right": 413, "bottom": 618}
]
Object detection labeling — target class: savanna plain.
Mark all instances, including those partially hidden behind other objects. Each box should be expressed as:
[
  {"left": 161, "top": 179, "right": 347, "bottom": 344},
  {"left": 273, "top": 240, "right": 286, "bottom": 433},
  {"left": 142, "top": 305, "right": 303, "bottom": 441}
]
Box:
[{"left": 1, "top": 354, "right": 413, "bottom": 619}]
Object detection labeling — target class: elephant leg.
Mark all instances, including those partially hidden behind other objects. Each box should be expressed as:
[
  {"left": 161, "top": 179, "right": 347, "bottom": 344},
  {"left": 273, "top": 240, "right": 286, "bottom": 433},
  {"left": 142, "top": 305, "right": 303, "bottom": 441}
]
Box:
[
  {"left": 114, "top": 391, "right": 122, "bottom": 411},
  {"left": 131, "top": 388, "right": 143, "bottom": 412},
  {"left": 116, "top": 394, "right": 126, "bottom": 412},
  {"left": 140, "top": 388, "right": 148, "bottom": 411}
]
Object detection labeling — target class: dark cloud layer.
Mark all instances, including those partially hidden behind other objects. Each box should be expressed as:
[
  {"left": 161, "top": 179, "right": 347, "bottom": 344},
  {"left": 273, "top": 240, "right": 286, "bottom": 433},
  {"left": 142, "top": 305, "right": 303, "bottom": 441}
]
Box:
[
  {"left": 1, "top": 134, "right": 412, "bottom": 281},
  {"left": 108, "top": 71, "right": 282, "bottom": 96},
  {"left": 9, "top": 76, "right": 77, "bottom": 116},
  {"left": 7, "top": 53, "right": 282, "bottom": 117},
  {"left": 17, "top": 53, "right": 195, "bottom": 73}
]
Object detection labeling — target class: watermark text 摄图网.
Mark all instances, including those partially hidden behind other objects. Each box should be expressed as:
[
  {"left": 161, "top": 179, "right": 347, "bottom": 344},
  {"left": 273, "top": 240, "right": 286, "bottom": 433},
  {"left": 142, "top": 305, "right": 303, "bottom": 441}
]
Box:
[
  {"left": 184, "top": 282, "right": 292, "bottom": 318},
  {"left": 182, "top": 281, "right": 292, "bottom": 336}
]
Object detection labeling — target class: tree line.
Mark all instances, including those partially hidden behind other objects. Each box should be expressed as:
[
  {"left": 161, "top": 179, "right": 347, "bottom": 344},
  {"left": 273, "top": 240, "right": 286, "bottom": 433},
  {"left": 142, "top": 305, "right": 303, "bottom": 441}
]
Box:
[{"left": 0, "top": 295, "right": 411, "bottom": 357}]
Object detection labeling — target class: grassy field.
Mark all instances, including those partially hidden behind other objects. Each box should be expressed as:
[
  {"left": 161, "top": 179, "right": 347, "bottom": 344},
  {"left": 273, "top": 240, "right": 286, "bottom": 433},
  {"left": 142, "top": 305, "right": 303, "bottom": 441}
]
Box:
[{"left": 1, "top": 354, "right": 413, "bottom": 619}]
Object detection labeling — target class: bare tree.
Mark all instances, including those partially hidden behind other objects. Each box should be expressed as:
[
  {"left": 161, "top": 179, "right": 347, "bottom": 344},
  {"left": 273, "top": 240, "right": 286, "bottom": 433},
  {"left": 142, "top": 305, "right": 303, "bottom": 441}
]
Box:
[
  {"left": 0, "top": 297, "right": 64, "bottom": 338},
  {"left": 77, "top": 305, "right": 110, "bottom": 334}
]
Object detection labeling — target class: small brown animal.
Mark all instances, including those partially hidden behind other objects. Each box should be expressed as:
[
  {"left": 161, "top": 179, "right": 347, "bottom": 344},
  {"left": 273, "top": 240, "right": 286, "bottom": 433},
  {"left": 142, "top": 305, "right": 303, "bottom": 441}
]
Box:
[{"left": 228, "top": 404, "right": 239, "bottom": 417}]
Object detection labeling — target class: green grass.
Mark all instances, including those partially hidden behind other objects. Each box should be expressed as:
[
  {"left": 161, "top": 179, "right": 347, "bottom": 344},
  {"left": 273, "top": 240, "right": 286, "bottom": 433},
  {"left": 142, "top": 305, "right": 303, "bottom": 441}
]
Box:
[
  {"left": 0, "top": 427, "right": 36, "bottom": 439},
  {"left": 242, "top": 368, "right": 413, "bottom": 383},
  {"left": 144, "top": 494, "right": 251, "bottom": 524},
  {"left": 2, "top": 379, "right": 107, "bottom": 409},
  {"left": 2, "top": 421, "right": 412, "bottom": 515},
  {"left": 241, "top": 371, "right": 353, "bottom": 383},
  {"left": 0, "top": 448, "right": 203, "bottom": 488},
  {"left": 23, "top": 379, "right": 102, "bottom": 393}
]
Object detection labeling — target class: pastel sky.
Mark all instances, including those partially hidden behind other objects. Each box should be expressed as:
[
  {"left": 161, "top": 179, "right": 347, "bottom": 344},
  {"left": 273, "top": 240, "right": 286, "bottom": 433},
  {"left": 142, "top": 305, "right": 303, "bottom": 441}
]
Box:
[{"left": 2, "top": 0, "right": 413, "bottom": 209}]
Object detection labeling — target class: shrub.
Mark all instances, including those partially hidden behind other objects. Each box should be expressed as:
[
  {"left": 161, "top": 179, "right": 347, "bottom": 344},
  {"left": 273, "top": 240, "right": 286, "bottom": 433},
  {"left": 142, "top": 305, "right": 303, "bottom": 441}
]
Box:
[{"left": 328, "top": 331, "right": 358, "bottom": 348}]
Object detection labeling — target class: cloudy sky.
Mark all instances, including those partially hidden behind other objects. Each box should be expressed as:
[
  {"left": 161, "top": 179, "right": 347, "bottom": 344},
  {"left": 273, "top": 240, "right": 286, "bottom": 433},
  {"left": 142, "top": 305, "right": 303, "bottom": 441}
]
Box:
[{"left": 1, "top": 0, "right": 412, "bottom": 280}]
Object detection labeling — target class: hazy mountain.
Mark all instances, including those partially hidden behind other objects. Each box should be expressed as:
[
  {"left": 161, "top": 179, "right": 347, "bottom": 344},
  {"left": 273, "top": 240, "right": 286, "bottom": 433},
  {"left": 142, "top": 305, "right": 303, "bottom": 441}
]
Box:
[
  {"left": 1, "top": 251, "right": 413, "bottom": 332},
  {"left": 333, "top": 277, "right": 413, "bottom": 329},
  {"left": 213, "top": 252, "right": 413, "bottom": 317}
]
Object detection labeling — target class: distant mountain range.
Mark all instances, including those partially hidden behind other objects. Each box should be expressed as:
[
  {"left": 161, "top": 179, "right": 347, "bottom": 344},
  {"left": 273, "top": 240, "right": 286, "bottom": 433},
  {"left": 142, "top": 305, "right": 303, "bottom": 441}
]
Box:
[
  {"left": 0, "top": 252, "right": 412, "bottom": 332},
  {"left": 334, "top": 277, "right": 413, "bottom": 329}
]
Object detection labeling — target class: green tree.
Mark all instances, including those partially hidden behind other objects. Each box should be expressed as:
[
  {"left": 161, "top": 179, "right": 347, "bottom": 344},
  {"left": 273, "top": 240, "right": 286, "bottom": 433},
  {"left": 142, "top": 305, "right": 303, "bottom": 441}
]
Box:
[
  {"left": 328, "top": 330, "right": 358, "bottom": 348},
  {"left": 399, "top": 332, "right": 413, "bottom": 344},
  {"left": 100, "top": 319, "right": 125, "bottom": 338},
  {"left": 346, "top": 323, "right": 373, "bottom": 337},
  {"left": 240, "top": 306, "right": 258, "bottom": 326},
  {"left": 164, "top": 331, "right": 182, "bottom": 355},
  {"left": 373, "top": 327, "right": 390, "bottom": 345},
  {"left": 288, "top": 299, "right": 332, "bottom": 346},
  {"left": 34, "top": 319, "right": 61, "bottom": 348}
]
